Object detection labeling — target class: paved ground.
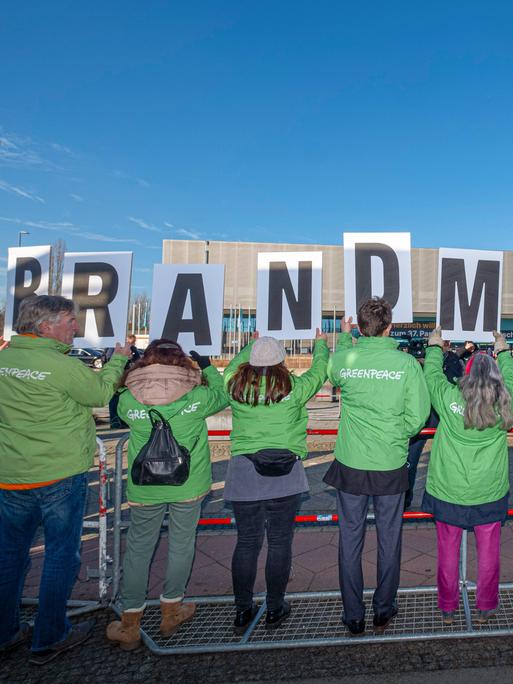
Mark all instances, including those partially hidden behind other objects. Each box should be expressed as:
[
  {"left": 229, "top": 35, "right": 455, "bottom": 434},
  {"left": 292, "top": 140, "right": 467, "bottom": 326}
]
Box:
[
  {"left": 3, "top": 610, "right": 513, "bottom": 683},
  {"left": 9, "top": 398, "right": 513, "bottom": 682}
]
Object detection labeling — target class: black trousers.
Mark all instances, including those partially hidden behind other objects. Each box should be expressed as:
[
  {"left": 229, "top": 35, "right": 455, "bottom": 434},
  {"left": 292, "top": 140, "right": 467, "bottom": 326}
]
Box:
[
  {"left": 231, "top": 494, "right": 299, "bottom": 611},
  {"left": 336, "top": 489, "right": 404, "bottom": 621}
]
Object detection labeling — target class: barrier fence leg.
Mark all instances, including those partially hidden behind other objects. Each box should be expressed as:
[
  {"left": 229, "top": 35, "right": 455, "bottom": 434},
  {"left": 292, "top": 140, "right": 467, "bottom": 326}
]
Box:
[
  {"left": 459, "top": 529, "right": 472, "bottom": 630},
  {"left": 96, "top": 437, "right": 109, "bottom": 603},
  {"left": 112, "top": 434, "right": 129, "bottom": 602}
]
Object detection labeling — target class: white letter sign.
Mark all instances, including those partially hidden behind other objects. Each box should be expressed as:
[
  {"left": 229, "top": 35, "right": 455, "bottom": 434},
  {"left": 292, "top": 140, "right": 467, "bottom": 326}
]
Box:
[
  {"left": 4, "top": 245, "right": 51, "bottom": 340},
  {"left": 150, "top": 264, "right": 225, "bottom": 355},
  {"left": 256, "top": 251, "right": 322, "bottom": 340},
  {"left": 437, "top": 247, "right": 502, "bottom": 343},
  {"left": 343, "top": 232, "right": 412, "bottom": 322},
  {"left": 61, "top": 251, "right": 133, "bottom": 347}
]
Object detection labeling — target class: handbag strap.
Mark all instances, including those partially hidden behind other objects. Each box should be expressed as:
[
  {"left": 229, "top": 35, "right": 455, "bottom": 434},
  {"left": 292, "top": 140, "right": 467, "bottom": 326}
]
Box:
[
  {"left": 147, "top": 407, "right": 201, "bottom": 455},
  {"left": 148, "top": 408, "right": 173, "bottom": 432}
]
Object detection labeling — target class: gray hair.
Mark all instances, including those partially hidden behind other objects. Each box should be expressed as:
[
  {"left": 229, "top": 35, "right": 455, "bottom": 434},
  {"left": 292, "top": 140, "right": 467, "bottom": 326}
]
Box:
[
  {"left": 459, "top": 354, "right": 513, "bottom": 431},
  {"left": 15, "top": 294, "right": 75, "bottom": 335}
]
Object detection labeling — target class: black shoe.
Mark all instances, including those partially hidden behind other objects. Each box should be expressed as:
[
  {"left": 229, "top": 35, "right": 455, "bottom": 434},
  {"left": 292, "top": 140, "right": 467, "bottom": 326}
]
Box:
[
  {"left": 373, "top": 607, "right": 398, "bottom": 633},
  {"left": 29, "top": 620, "right": 95, "bottom": 666},
  {"left": 233, "top": 605, "right": 258, "bottom": 635},
  {"left": 0, "top": 623, "right": 30, "bottom": 653},
  {"left": 342, "top": 618, "right": 365, "bottom": 636},
  {"left": 265, "top": 601, "right": 291, "bottom": 630}
]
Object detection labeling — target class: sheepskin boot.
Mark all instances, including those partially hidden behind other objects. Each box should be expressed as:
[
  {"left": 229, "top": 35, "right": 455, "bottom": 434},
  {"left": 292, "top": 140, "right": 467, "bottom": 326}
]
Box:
[
  {"left": 106, "top": 610, "right": 143, "bottom": 651},
  {"left": 160, "top": 600, "right": 196, "bottom": 637}
]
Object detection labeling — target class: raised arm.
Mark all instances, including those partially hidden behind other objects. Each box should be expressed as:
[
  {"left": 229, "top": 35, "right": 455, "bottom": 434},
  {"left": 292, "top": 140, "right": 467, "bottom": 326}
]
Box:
[
  {"left": 64, "top": 343, "right": 130, "bottom": 406},
  {"left": 403, "top": 356, "right": 431, "bottom": 436},
  {"left": 423, "top": 328, "right": 453, "bottom": 413},
  {"left": 196, "top": 364, "right": 229, "bottom": 417},
  {"left": 293, "top": 331, "right": 329, "bottom": 404},
  {"left": 494, "top": 332, "right": 513, "bottom": 398},
  {"left": 328, "top": 316, "right": 354, "bottom": 386},
  {"left": 223, "top": 338, "right": 255, "bottom": 385}
]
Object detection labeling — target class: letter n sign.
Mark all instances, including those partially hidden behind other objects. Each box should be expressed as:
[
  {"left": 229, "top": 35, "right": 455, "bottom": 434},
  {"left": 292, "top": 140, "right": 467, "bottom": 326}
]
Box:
[
  {"left": 437, "top": 248, "right": 503, "bottom": 343},
  {"left": 256, "top": 252, "right": 322, "bottom": 340}
]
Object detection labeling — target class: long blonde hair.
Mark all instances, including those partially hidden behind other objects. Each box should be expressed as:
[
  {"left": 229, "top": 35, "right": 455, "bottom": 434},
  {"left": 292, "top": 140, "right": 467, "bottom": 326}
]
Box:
[{"left": 459, "top": 354, "right": 513, "bottom": 430}]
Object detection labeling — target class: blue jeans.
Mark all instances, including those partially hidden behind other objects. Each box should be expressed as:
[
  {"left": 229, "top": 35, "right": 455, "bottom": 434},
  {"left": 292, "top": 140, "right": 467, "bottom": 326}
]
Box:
[{"left": 0, "top": 473, "right": 88, "bottom": 651}]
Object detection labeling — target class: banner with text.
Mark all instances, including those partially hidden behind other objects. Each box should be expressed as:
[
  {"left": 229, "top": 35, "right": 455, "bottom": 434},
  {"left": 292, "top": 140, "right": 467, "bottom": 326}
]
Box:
[
  {"left": 150, "top": 264, "right": 225, "bottom": 355},
  {"left": 61, "top": 251, "right": 133, "bottom": 347},
  {"left": 343, "top": 232, "right": 413, "bottom": 322},
  {"left": 437, "top": 247, "right": 503, "bottom": 343},
  {"left": 4, "top": 245, "right": 51, "bottom": 340},
  {"left": 256, "top": 251, "right": 322, "bottom": 340}
]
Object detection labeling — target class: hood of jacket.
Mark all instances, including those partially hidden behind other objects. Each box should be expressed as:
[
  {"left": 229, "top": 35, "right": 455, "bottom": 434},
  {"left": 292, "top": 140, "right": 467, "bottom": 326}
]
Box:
[{"left": 125, "top": 363, "right": 201, "bottom": 406}]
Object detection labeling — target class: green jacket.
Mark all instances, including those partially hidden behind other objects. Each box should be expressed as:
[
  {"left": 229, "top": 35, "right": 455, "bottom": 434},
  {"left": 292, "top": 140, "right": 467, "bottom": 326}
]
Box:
[
  {"left": 328, "top": 332, "right": 430, "bottom": 471},
  {"left": 224, "top": 339, "right": 329, "bottom": 457},
  {"left": 117, "top": 365, "right": 228, "bottom": 504},
  {"left": 0, "top": 335, "right": 127, "bottom": 484},
  {"left": 424, "top": 346, "right": 513, "bottom": 505}
]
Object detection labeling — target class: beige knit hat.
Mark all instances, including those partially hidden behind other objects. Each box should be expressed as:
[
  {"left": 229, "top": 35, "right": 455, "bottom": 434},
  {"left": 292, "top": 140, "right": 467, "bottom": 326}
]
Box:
[{"left": 249, "top": 337, "right": 286, "bottom": 367}]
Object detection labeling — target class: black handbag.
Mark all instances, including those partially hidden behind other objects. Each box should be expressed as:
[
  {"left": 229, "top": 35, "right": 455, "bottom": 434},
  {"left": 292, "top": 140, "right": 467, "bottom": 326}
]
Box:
[
  {"left": 244, "top": 449, "right": 299, "bottom": 477},
  {"left": 131, "top": 409, "right": 193, "bottom": 486}
]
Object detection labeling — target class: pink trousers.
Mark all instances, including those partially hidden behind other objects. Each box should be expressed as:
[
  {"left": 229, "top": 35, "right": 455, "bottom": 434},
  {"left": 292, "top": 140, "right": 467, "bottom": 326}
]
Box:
[{"left": 436, "top": 520, "right": 501, "bottom": 612}]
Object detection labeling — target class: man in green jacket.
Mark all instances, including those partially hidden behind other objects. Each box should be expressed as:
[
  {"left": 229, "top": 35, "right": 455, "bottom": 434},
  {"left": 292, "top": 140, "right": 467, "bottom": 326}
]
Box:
[
  {"left": 325, "top": 298, "right": 430, "bottom": 635},
  {"left": 0, "top": 295, "right": 130, "bottom": 665}
]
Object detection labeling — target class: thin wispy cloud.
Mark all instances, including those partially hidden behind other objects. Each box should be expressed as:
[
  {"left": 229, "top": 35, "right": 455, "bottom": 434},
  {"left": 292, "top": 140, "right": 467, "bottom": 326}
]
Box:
[
  {"left": 0, "top": 131, "right": 48, "bottom": 169},
  {"left": 112, "top": 169, "right": 150, "bottom": 189},
  {"left": 0, "top": 216, "right": 145, "bottom": 247},
  {"left": 128, "top": 216, "right": 164, "bottom": 234},
  {"left": 135, "top": 266, "right": 153, "bottom": 273},
  {"left": 0, "top": 129, "right": 75, "bottom": 171},
  {"left": 0, "top": 216, "right": 78, "bottom": 232},
  {"left": 0, "top": 179, "right": 45, "bottom": 204},
  {"left": 79, "top": 231, "right": 143, "bottom": 246},
  {"left": 164, "top": 221, "right": 174, "bottom": 229},
  {"left": 177, "top": 227, "right": 202, "bottom": 240},
  {"left": 69, "top": 193, "right": 84, "bottom": 203},
  {"left": 50, "top": 142, "right": 74, "bottom": 156}
]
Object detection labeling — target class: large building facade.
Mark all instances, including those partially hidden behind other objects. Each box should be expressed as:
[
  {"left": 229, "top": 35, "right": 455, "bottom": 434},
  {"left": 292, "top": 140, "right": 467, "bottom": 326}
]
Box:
[{"left": 162, "top": 239, "right": 513, "bottom": 351}]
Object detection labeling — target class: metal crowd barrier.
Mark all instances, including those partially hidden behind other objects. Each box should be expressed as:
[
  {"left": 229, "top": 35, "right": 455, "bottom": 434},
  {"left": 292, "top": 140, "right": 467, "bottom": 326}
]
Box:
[
  {"left": 109, "top": 428, "right": 513, "bottom": 654},
  {"left": 21, "top": 437, "right": 110, "bottom": 621}
]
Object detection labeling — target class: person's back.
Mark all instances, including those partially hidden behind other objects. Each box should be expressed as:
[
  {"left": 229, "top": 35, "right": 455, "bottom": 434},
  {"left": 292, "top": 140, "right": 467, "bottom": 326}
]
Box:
[
  {"left": 107, "top": 339, "right": 228, "bottom": 650},
  {"left": 0, "top": 294, "right": 129, "bottom": 664},
  {"left": 324, "top": 297, "right": 430, "bottom": 637},
  {"left": 223, "top": 331, "right": 329, "bottom": 633},
  {"left": 422, "top": 328, "right": 513, "bottom": 625},
  {"left": 329, "top": 332, "right": 429, "bottom": 471}
]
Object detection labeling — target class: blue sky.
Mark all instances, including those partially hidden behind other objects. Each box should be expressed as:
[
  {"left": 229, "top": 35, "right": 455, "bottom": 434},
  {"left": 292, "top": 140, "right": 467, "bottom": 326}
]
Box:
[{"left": 1, "top": 1, "right": 513, "bottom": 302}]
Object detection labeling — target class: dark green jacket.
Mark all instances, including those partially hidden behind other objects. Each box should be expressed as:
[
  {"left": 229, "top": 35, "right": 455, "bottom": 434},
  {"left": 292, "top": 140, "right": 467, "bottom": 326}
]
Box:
[
  {"left": 328, "top": 332, "right": 430, "bottom": 471},
  {"left": 424, "top": 346, "right": 513, "bottom": 505},
  {"left": 0, "top": 335, "right": 127, "bottom": 484},
  {"left": 224, "top": 339, "right": 329, "bottom": 457},
  {"left": 118, "top": 365, "right": 228, "bottom": 504}
]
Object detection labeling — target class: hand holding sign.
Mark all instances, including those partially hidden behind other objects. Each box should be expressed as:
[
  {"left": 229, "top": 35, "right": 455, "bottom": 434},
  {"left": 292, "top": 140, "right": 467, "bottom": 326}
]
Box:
[
  {"left": 341, "top": 316, "right": 353, "bottom": 334},
  {"left": 493, "top": 331, "right": 509, "bottom": 355},
  {"left": 428, "top": 326, "right": 444, "bottom": 349},
  {"left": 114, "top": 341, "right": 132, "bottom": 357}
]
